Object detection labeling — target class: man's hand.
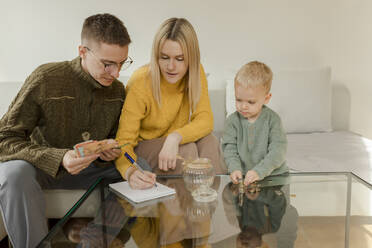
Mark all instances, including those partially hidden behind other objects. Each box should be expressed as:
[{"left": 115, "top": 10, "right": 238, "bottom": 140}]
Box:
[
  {"left": 127, "top": 167, "right": 156, "bottom": 189},
  {"left": 62, "top": 150, "right": 99, "bottom": 175},
  {"left": 158, "top": 132, "right": 182, "bottom": 171},
  {"left": 99, "top": 139, "right": 121, "bottom": 161},
  {"left": 230, "top": 170, "right": 243, "bottom": 184},
  {"left": 244, "top": 170, "right": 259, "bottom": 186}
]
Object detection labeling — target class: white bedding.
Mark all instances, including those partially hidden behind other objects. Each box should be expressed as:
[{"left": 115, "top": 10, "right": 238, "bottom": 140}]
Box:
[{"left": 287, "top": 131, "right": 372, "bottom": 184}]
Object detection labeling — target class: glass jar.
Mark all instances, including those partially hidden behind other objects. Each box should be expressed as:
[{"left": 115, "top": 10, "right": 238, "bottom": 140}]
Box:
[
  {"left": 182, "top": 158, "right": 217, "bottom": 202},
  {"left": 185, "top": 198, "right": 218, "bottom": 222}
]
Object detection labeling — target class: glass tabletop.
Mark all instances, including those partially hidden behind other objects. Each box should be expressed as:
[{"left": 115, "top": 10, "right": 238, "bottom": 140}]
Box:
[{"left": 37, "top": 172, "right": 372, "bottom": 248}]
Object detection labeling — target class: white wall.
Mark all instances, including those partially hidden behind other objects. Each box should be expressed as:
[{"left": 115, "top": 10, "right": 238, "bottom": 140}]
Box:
[
  {"left": 2, "top": 0, "right": 371, "bottom": 137},
  {"left": 328, "top": 0, "right": 372, "bottom": 138},
  {"left": 0, "top": 0, "right": 332, "bottom": 88}
]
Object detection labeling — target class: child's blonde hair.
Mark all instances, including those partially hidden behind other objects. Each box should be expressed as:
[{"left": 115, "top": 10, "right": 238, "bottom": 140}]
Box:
[{"left": 235, "top": 61, "right": 273, "bottom": 94}]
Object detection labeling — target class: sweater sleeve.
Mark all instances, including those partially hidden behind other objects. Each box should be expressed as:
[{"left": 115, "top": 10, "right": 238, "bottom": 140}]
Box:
[
  {"left": 0, "top": 73, "right": 68, "bottom": 177},
  {"left": 115, "top": 78, "right": 147, "bottom": 179},
  {"left": 221, "top": 114, "right": 243, "bottom": 173},
  {"left": 252, "top": 114, "right": 287, "bottom": 179},
  {"left": 174, "top": 65, "right": 214, "bottom": 144}
]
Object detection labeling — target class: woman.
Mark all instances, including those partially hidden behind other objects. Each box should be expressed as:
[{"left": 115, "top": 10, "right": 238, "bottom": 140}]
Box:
[{"left": 115, "top": 17, "right": 225, "bottom": 189}]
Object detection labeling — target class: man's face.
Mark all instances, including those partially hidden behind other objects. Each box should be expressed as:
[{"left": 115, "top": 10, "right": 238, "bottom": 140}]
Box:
[
  {"left": 235, "top": 82, "right": 271, "bottom": 122},
  {"left": 79, "top": 42, "right": 129, "bottom": 87}
]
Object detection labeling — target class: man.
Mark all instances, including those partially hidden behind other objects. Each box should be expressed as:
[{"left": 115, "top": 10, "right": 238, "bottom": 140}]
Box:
[{"left": 0, "top": 13, "right": 132, "bottom": 247}]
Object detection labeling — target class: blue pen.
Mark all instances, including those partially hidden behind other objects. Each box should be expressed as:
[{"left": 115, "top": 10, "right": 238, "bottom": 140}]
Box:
[
  {"left": 124, "top": 152, "right": 157, "bottom": 187},
  {"left": 124, "top": 152, "right": 144, "bottom": 173}
]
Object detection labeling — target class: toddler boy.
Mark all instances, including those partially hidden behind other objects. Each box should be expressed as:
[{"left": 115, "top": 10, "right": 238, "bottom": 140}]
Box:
[{"left": 222, "top": 61, "right": 289, "bottom": 185}]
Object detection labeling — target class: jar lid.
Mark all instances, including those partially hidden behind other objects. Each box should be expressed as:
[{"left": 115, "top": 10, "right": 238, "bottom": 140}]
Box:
[{"left": 186, "top": 158, "right": 212, "bottom": 169}]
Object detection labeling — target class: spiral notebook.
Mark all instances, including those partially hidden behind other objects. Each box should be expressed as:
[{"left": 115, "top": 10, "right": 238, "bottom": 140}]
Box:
[{"left": 109, "top": 181, "right": 176, "bottom": 203}]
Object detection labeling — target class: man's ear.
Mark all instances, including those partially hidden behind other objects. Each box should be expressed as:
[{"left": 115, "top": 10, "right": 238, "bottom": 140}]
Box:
[
  {"left": 78, "top": 45, "right": 87, "bottom": 58},
  {"left": 264, "top": 93, "right": 272, "bottom": 104}
]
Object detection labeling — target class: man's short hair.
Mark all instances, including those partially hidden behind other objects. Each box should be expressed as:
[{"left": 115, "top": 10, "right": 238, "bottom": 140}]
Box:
[
  {"left": 81, "top": 13, "right": 131, "bottom": 46},
  {"left": 235, "top": 61, "right": 273, "bottom": 93}
]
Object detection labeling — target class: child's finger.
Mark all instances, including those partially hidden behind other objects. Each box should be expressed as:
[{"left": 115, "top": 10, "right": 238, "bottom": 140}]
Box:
[
  {"left": 236, "top": 172, "right": 242, "bottom": 180},
  {"left": 244, "top": 177, "right": 252, "bottom": 186},
  {"left": 235, "top": 174, "right": 241, "bottom": 183},
  {"left": 231, "top": 174, "right": 238, "bottom": 184},
  {"left": 229, "top": 174, "right": 235, "bottom": 183}
]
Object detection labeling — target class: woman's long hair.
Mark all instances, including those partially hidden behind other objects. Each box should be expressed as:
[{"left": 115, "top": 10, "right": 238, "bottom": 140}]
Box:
[{"left": 149, "top": 17, "right": 201, "bottom": 111}]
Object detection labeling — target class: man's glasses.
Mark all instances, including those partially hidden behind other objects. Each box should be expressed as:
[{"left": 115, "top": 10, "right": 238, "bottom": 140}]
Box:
[{"left": 84, "top": 46, "right": 133, "bottom": 73}]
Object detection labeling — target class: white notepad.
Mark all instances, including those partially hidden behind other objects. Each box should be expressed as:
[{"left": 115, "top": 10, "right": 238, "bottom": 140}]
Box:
[{"left": 109, "top": 181, "right": 176, "bottom": 203}]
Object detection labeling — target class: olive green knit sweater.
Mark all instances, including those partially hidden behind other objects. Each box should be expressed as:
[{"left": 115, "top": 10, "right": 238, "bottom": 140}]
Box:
[{"left": 0, "top": 57, "right": 125, "bottom": 177}]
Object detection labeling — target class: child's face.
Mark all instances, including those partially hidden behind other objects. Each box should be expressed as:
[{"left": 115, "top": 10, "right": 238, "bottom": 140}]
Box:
[
  {"left": 236, "top": 229, "right": 262, "bottom": 248},
  {"left": 234, "top": 82, "right": 272, "bottom": 122}
]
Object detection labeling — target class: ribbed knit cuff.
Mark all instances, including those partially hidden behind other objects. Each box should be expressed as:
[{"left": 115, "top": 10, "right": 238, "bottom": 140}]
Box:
[
  {"left": 115, "top": 154, "right": 135, "bottom": 180},
  {"left": 36, "top": 148, "right": 69, "bottom": 178}
]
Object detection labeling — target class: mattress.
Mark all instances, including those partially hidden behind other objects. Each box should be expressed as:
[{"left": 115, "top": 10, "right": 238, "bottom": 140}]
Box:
[{"left": 287, "top": 131, "right": 372, "bottom": 184}]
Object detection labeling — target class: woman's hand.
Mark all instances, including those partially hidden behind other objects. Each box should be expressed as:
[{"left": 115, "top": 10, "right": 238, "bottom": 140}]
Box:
[
  {"left": 127, "top": 167, "right": 156, "bottom": 189},
  {"left": 158, "top": 132, "right": 182, "bottom": 171}
]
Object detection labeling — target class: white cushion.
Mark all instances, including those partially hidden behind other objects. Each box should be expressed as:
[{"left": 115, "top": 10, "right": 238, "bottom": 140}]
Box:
[
  {"left": 226, "top": 67, "right": 332, "bottom": 133},
  {"left": 225, "top": 79, "right": 236, "bottom": 118}
]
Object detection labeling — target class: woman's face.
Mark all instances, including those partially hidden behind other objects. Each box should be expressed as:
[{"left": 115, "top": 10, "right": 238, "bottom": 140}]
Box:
[{"left": 158, "top": 39, "right": 188, "bottom": 84}]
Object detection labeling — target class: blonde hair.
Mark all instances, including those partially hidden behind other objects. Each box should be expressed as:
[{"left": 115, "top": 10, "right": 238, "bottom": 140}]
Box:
[
  {"left": 150, "top": 17, "right": 201, "bottom": 110},
  {"left": 235, "top": 61, "right": 273, "bottom": 94}
]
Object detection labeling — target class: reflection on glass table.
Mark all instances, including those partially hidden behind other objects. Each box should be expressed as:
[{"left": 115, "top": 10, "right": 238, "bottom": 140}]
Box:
[
  {"left": 37, "top": 172, "right": 372, "bottom": 248},
  {"left": 222, "top": 180, "right": 288, "bottom": 248}
]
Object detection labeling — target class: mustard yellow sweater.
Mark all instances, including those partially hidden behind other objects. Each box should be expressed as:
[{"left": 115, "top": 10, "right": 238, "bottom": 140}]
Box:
[{"left": 115, "top": 65, "right": 213, "bottom": 178}]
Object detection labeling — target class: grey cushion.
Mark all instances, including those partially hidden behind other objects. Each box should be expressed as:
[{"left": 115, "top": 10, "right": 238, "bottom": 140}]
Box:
[{"left": 209, "top": 89, "right": 226, "bottom": 134}]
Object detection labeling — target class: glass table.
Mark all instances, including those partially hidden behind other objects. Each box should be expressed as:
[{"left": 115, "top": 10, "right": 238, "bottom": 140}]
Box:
[{"left": 37, "top": 172, "right": 372, "bottom": 248}]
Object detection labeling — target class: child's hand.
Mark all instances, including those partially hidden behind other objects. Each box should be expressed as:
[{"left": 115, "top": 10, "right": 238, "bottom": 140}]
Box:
[
  {"left": 230, "top": 170, "right": 243, "bottom": 184},
  {"left": 244, "top": 170, "right": 259, "bottom": 186}
]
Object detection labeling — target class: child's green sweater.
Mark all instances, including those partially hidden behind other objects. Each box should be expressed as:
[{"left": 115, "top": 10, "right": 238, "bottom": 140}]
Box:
[{"left": 222, "top": 106, "right": 289, "bottom": 179}]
